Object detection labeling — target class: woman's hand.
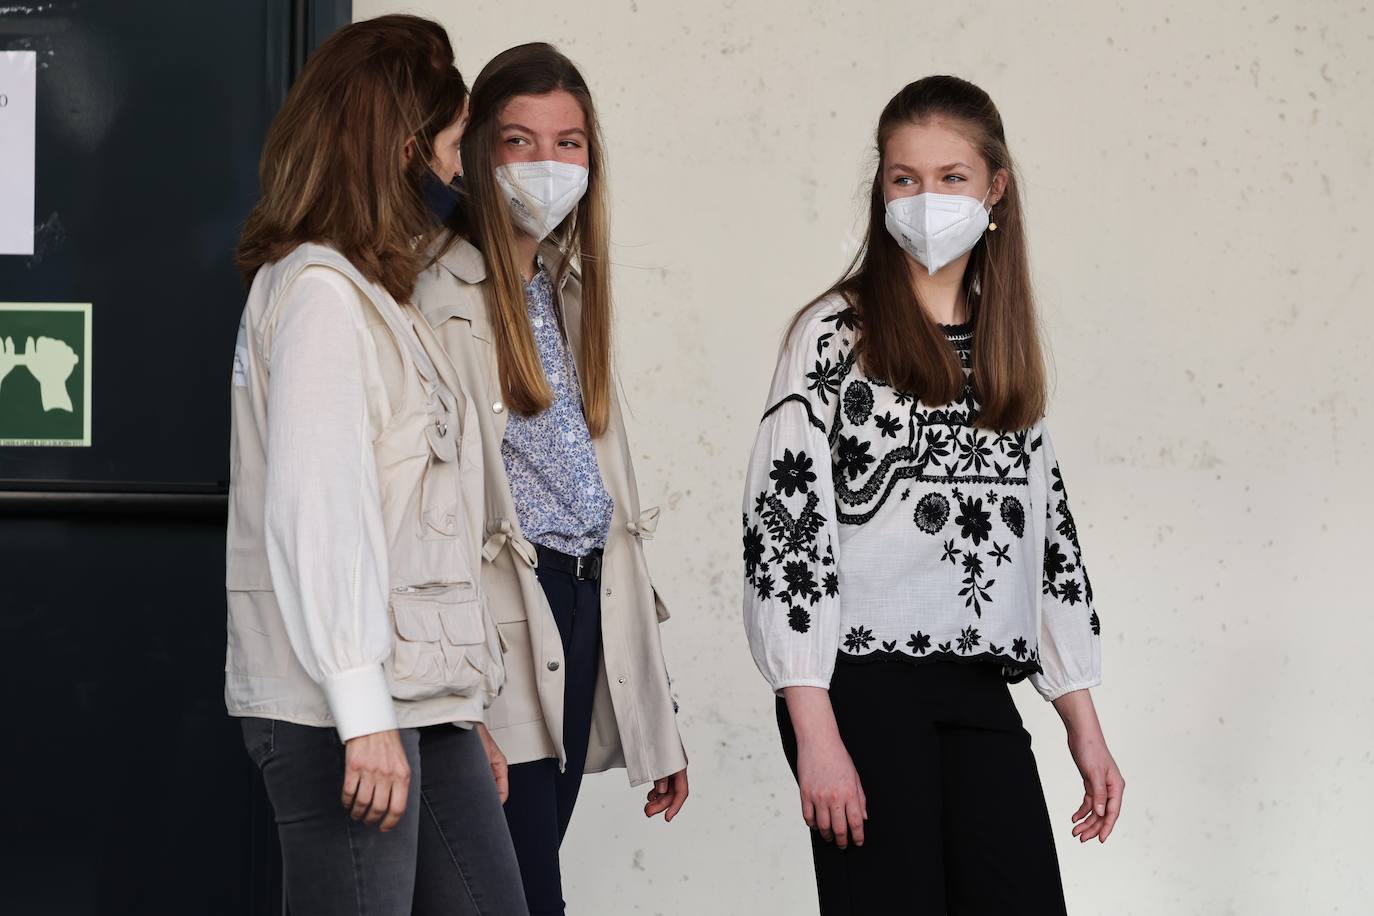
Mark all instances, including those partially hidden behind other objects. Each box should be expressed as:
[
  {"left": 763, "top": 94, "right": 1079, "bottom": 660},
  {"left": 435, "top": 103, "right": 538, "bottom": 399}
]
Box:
[
  {"left": 1052, "top": 689, "right": 1124, "bottom": 843},
  {"left": 644, "top": 767, "right": 689, "bottom": 822},
  {"left": 784, "top": 686, "right": 867, "bottom": 848},
  {"left": 342, "top": 729, "right": 411, "bottom": 832},
  {"left": 475, "top": 723, "right": 510, "bottom": 804}
]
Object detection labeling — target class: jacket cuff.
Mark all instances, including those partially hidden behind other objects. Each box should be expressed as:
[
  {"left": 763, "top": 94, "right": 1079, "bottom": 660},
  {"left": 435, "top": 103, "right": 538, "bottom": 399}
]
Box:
[{"left": 321, "top": 665, "right": 398, "bottom": 741}]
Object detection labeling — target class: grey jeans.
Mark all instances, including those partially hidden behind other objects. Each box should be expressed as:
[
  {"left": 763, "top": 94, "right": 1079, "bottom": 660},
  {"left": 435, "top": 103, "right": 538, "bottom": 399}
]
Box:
[{"left": 241, "top": 718, "right": 528, "bottom": 916}]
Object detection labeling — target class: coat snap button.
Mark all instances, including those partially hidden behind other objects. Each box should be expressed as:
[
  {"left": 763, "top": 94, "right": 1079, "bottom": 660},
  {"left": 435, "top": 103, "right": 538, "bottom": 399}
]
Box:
[
  {"left": 492, "top": 401, "right": 505, "bottom": 414},
  {"left": 604, "top": 587, "right": 613, "bottom": 597},
  {"left": 617, "top": 676, "right": 627, "bottom": 684},
  {"left": 547, "top": 661, "right": 560, "bottom": 672}
]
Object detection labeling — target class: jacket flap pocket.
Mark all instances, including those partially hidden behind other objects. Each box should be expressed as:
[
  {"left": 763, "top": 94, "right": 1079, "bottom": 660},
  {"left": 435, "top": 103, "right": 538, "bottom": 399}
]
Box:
[
  {"left": 226, "top": 548, "right": 273, "bottom": 591},
  {"left": 392, "top": 596, "right": 443, "bottom": 642},
  {"left": 439, "top": 601, "right": 483, "bottom": 645}
]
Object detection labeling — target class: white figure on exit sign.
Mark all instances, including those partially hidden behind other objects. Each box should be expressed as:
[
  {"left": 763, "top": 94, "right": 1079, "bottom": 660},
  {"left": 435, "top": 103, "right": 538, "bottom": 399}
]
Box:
[{"left": 0, "top": 335, "right": 78, "bottom": 412}]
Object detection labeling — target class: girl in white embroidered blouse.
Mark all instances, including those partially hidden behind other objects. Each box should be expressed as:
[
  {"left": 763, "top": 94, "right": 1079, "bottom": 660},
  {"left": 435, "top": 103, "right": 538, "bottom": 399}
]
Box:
[{"left": 741, "top": 76, "right": 1124, "bottom": 913}]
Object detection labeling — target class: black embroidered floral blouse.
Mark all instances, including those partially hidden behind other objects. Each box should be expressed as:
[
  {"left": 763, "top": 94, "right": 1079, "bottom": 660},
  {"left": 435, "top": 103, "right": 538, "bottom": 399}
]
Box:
[{"left": 741, "top": 295, "right": 1102, "bottom": 700}]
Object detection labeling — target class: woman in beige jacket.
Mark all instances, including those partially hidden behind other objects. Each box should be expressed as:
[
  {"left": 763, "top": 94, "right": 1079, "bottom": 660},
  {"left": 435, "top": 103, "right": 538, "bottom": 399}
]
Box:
[
  {"left": 226, "top": 15, "right": 526, "bottom": 916},
  {"left": 412, "top": 42, "right": 688, "bottom": 916}
]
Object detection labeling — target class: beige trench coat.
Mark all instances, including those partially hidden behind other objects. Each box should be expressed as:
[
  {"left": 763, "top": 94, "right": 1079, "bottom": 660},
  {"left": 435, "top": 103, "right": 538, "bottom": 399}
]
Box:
[{"left": 413, "top": 236, "right": 687, "bottom": 787}]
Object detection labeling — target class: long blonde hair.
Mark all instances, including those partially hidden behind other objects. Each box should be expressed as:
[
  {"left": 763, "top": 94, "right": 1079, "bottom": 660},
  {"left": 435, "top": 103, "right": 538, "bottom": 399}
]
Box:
[{"left": 459, "top": 42, "right": 612, "bottom": 437}]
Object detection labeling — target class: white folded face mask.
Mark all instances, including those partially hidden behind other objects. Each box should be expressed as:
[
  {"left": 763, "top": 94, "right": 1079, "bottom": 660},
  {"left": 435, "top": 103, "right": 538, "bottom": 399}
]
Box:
[
  {"left": 883, "top": 189, "right": 992, "bottom": 275},
  {"left": 494, "top": 160, "right": 589, "bottom": 241}
]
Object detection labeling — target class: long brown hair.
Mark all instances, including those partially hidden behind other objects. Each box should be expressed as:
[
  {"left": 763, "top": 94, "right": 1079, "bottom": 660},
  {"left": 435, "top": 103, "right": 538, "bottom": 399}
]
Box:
[
  {"left": 460, "top": 43, "right": 612, "bottom": 438},
  {"left": 815, "top": 75, "right": 1045, "bottom": 432},
  {"left": 235, "top": 14, "right": 467, "bottom": 303}
]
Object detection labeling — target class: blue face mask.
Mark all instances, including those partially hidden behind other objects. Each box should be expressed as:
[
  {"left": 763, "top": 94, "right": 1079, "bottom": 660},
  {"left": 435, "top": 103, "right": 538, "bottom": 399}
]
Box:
[{"left": 421, "top": 168, "right": 463, "bottom": 225}]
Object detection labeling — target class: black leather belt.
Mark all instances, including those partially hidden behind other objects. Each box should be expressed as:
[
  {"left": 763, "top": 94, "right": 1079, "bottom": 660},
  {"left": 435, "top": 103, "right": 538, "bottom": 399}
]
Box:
[{"left": 535, "top": 544, "right": 602, "bottom": 581}]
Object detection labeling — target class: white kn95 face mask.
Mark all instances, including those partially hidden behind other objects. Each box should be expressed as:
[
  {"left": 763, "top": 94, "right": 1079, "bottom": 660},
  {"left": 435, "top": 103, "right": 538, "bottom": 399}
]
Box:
[
  {"left": 494, "top": 160, "right": 589, "bottom": 241},
  {"left": 884, "top": 189, "right": 992, "bottom": 275}
]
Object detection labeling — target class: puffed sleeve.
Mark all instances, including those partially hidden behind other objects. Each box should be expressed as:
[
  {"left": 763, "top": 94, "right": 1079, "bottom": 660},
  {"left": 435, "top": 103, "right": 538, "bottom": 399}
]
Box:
[
  {"left": 1029, "top": 422, "right": 1103, "bottom": 701},
  {"left": 741, "top": 299, "right": 851, "bottom": 693},
  {"left": 263, "top": 266, "right": 397, "bottom": 741}
]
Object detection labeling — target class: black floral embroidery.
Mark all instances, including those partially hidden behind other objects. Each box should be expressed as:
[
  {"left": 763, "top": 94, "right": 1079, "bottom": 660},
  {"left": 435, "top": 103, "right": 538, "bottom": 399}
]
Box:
[
  {"left": 843, "top": 381, "right": 874, "bottom": 426},
  {"left": 1090, "top": 611, "right": 1101, "bottom": 636},
  {"left": 954, "top": 495, "right": 993, "bottom": 545},
  {"left": 913, "top": 492, "right": 951, "bottom": 534},
  {"left": 1043, "top": 540, "right": 1068, "bottom": 585},
  {"left": 1000, "top": 496, "right": 1026, "bottom": 538},
  {"left": 822, "top": 306, "right": 860, "bottom": 332},
  {"left": 957, "top": 430, "right": 993, "bottom": 474},
  {"left": 759, "top": 492, "right": 825, "bottom": 558},
  {"left": 957, "top": 625, "right": 982, "bottom": 653},
  {"left": 959, "top": 551, "right": 995, "bottom": 617},
  {"left": 1005, "top": 430, "right": 1032, "bottom": 471},
  {"left": 874, "top": 412, "right": 902, "bottom": 438},
  {"left": 806, "top": 358, "right": 844, "bottom": 405},
  {"left": 782, "top": 560, "right": 819, "bottom": 602},
  {"left": 835, "top": 435, "right": 875, "bottom": 481},
  {"left": 1055, "top": 498, "right": 1080, "bottom": 552},
  {"left": 744, "top": 309, "right": 1096, "bottom": 685},
  {"left": 844, "top": 625, "right": 875, "bottom": 652},
  {"left": 913, "top": 429, "right": 952, "bottom": 475},
  {"left": 770, "top": 449, "right": 816, "bottom": 497},
  {"left": 743, "top": 522, "right": 765, "bottom": 578}
]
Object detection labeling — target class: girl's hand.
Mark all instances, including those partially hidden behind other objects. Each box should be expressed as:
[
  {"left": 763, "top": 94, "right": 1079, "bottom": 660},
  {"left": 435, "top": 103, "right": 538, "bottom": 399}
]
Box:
[
  {"left": 644, "top": 767, "right": 689, "bottom": 822},
  {"left": 784, "top": 686, "right": 867, "bottom": 848},
  {"left": 1053, "top": 689, "right": 1124, "bottom": 843},
  {"left": 475, "top": 723, "right": 509, "bottom": 804}
]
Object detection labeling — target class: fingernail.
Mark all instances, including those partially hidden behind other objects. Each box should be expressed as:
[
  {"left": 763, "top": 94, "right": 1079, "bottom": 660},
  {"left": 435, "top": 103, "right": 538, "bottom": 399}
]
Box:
[{"left": 1096, "top": 806, "right": 1105, "bottom": 816}]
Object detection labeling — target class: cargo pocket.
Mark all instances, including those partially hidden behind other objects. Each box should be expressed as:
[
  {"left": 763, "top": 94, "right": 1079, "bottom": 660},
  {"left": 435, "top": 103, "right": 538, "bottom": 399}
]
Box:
[
  {"left": 419, "top": 448, "right": 462, "bottom": 542},
  {"left": 225, "top": 549, "right": 291, "bottom": 678},
  {"left": 387, "top": 584, "right": 490, "bottom": 701}
]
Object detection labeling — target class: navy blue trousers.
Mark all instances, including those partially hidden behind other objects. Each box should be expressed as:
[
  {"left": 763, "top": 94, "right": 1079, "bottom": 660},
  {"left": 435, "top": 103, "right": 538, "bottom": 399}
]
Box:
[{"left": 502, "top": 554, "right": 603, "bottom": 916}]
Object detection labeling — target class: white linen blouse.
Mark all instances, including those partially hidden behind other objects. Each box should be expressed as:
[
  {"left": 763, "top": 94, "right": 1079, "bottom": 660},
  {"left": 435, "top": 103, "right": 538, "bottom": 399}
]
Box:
[{"left": 741, "top": 295, "right": 1101, "bottom": 701}]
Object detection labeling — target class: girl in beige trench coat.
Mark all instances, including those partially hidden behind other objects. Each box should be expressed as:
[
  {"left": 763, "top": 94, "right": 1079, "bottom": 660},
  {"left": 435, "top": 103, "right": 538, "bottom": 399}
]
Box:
[{"left": 412, "top": 42, "right": 689, "bottom": 916}]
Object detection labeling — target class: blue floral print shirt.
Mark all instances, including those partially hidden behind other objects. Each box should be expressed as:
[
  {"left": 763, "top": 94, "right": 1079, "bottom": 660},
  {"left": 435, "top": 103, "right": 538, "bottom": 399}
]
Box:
[{"left": 501, "top": 261, "right": 614, "bottom": 557}]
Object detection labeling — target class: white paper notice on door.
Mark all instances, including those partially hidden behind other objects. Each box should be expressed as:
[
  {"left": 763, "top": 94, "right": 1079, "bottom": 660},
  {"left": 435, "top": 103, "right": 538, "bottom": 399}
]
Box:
[{"left": 0, "top": 51, "right": 37, "bottom": 256}]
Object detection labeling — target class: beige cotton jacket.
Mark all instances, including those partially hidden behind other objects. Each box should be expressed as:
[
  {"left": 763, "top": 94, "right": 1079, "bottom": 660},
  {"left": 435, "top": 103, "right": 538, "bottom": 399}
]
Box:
[
  {"left": 225, "top": 243, "right": 504, "bottom": 740},
  {"left": 412, "top": 236, "right": 687, "bottom": 787}
]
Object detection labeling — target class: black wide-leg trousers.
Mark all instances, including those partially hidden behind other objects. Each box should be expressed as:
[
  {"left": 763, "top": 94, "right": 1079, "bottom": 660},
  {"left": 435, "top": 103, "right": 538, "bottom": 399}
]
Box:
[{"left": 778, "top": 660, "right": 1069, "bottom": 916}]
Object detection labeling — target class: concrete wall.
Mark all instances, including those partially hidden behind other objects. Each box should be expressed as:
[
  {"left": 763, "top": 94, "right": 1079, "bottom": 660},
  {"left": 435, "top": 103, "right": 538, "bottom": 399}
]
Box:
[{"left": 356, "top": 2, "right": 1374, "bottom": 911}]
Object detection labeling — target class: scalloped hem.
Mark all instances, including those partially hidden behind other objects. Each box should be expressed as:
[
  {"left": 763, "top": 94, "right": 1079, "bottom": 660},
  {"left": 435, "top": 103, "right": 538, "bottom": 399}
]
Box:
[{"left": 836, "top": 647, "right": 1042, "bottom": 683}]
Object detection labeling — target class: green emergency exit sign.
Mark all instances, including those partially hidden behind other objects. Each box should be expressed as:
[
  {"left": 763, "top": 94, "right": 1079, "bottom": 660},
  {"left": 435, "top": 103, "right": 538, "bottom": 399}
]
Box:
[{"left": 0, "top": 303, "right": 92, "bottom": 447}]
